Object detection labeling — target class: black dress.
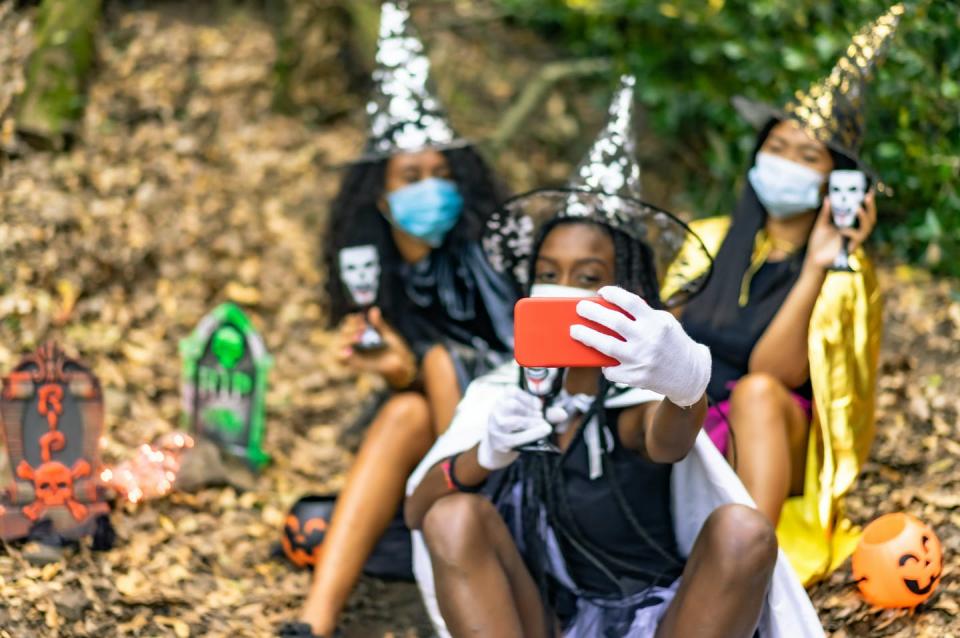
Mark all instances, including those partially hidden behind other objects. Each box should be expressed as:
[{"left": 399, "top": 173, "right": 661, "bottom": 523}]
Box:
[
  {"left": 493, "top": 406, "right": 685, "bottom": 632},
  {"left": 682, "top": 259, "right": 812, "bottom": 402}
]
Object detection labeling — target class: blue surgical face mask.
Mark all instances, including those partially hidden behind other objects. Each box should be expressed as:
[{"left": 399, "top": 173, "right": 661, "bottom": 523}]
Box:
[
  {"left": 747, "top": 151, "right": 826, "bottom": 219},
  {"left": 385, "top": 177, "right": 464, "bottom": 247}
]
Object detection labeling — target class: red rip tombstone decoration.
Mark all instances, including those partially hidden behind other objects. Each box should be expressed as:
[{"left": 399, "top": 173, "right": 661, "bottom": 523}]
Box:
[
  {"left": 852, "top": 512, "right": 943, "bottom": 609},
  {"left": 0, "top": 342, "right": 110, "bottom": 541}
]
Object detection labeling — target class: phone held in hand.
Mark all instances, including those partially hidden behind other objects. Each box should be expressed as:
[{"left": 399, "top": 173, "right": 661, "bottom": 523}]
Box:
[{"left": 513, "top": 297, "right": 628, "bottom": 368}]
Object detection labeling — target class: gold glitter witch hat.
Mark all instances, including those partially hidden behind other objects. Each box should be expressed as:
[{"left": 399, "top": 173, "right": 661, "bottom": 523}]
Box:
[{"left": 733, "top": 3, "right": 906, "bottom": 168}]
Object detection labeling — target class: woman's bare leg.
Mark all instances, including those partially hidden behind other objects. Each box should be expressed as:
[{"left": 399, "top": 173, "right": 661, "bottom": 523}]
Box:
[
  {"left": 422, "top": 344, "right": 461, "bottom": 436},
  {"left": 422, "top": 493, "right": 549, "bottom": 638},
  {"left": 726, "top": 372, "right": 809, "bottom": 523},
  {"left": 299, "top": 392, "right": 432, "bottom": 635},
  {"left": 657, "top": 504, "right": 777, "bottom": 638}
]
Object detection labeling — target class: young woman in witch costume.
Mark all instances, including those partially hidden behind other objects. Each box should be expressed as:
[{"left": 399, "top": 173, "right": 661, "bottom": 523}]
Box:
[
  {"left": 282, "top": 3, "right": 514, "bottom": 636},
  {"left": 404, "top": 77, "right": 822, "bottom": 638},
  {"left": 661, "top": 5, "right": 901, "bottom": 585}
]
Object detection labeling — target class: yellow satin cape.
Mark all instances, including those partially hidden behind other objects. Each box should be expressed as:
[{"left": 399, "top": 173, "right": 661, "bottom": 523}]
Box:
[{"left": 662, "top": 216, "right": 883, "bottom": 585}]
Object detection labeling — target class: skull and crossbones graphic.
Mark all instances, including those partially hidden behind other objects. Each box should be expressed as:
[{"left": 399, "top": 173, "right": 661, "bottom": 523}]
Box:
[
  {"left": 16, "top": 458, "right": 91, "bottom": 521},
  {"left": 14, "top": 382, "right": 91, "bottom": 522}
]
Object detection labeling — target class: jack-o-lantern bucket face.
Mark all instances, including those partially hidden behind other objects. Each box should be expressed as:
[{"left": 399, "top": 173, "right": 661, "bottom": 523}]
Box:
[
  {"left": 281, "top": 495, "right": 336, "bottom": 569},
  {"left": 852, "top": 513, "right": 943, "bottom": 608}
]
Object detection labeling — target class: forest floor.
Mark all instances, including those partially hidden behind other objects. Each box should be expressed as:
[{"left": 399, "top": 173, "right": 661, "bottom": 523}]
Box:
[{"left": 0, "top": 2, "right": 957, "bottom": 637}]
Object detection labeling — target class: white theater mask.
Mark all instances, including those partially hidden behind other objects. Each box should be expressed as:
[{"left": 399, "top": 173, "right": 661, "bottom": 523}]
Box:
[
  {"left": 523, "top": 367, "right": 561, "bottom": 398},
  {"left": 829, "top": 170, "right": 867, "bottom": 229},
  {"left": 339, "top": 245, "right": 381, "bottom": 307}
]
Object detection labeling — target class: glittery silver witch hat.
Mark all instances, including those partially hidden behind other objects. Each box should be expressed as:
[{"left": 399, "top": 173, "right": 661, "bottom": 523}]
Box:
[
  {"left": 567, "top": 74, "right": 642, "bottom": 200},
  {"left": 359, "top": 0, "right": 468, "bottom": 162},
  {"left": 483, "top": 75, "right": 712, "bottom": 307},
  {"left": 560, "top": 74, "right": 645, "bottom": 232}
]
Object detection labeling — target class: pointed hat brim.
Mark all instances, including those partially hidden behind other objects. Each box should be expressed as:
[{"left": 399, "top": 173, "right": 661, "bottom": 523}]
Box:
[{"left": 482, "top": 187, "right": 714, "bottom": 309}]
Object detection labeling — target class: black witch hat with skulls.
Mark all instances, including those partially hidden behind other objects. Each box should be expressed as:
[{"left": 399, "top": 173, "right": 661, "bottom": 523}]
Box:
[
  {"left": 732, "top": 3, "right": 906, "bottom": 178},
  {"left": 358, "top": 0, "right": 469, "bottom": 162},
  {"left": 483, "top": 75, "right": 713, "bottom": 308}
]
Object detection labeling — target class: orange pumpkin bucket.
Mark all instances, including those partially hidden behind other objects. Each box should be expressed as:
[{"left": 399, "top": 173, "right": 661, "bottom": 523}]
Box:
[{"left": 852, "top": 513, "right": 943, "bottom": 608}]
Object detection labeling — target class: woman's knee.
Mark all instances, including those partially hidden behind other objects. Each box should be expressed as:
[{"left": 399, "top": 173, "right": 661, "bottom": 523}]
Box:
[
  {"left": 422, "top": 344, "right": 459, "bottom": 390},
  {"left": 368, "top": 392, "right": 432, "bottom": 444},
  {"left": 422, "top": 494, "right": 498, "bottom": 568},
  {"left": 422, "top": 344, "right": 452, "bottom": 369},
  {"left": 700, "top": 504, "right": 778, "bottom": 581},
  {"left": 730, "top": 373, "right": 786, "bottom": 408}
]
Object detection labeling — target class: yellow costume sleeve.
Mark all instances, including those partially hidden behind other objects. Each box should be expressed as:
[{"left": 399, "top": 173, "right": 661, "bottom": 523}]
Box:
[
  {"left": 664, "top": 216, "right": 883, "bottom": 585},
  {"left": 660, "top": 216, "right": 730, "bottom": 302}
]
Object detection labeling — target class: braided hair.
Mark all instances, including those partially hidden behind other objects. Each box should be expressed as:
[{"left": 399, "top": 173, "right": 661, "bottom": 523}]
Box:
[
  {"left": 501, "top": 216, "right": 683, "bottom": 620},
  {"left": 526, "top": 216, "right": 664, "bottom": 310}
]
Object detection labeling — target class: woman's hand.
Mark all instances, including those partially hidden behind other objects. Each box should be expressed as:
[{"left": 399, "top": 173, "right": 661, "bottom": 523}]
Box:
[
  {"left": 570, "top": 286, "right": 711, "bottom": 408},
  {"left": 804, "top": 191, "right": 877, "bottom": 270},
  {"left": 477, "top": 388, "right": 553, "bottom": 470},
  {"left": 335, "top": 307, "right": 417, "bottom": 389}
]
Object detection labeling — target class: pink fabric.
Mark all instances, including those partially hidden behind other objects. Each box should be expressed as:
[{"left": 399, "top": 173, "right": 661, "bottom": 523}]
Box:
[{"left": 704, "top": 386, "right": 813, "bottom": 457}]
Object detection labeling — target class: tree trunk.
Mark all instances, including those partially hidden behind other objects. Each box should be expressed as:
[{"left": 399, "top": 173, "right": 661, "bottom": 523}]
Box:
[{"left": 15, "top": 0, "right": 102, "bottom": 150}]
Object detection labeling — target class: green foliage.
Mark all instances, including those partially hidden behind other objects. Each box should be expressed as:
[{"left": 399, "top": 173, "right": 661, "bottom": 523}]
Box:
[
  {"left": 16, "top": 0, "right": 103, "bottom": 147},
  {"left": 494, "top": 0, "right": 960, "bottom": 273}
]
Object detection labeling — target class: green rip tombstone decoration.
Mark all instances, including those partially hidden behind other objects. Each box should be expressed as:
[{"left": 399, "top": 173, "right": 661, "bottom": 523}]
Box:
[
  {"left": 180, "top": 303, "right": 272, "bottom": 471},
  {"left": 0, "top": 342, "right": 111, "bottom": 542}
]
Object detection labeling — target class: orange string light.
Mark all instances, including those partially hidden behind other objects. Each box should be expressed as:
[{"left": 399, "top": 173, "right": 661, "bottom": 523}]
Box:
[{"left": 100, "top": 433, "right": 194, "bottom": 503}]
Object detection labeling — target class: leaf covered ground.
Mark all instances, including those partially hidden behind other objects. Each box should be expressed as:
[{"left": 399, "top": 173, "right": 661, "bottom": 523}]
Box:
[{"left": 0, "top": 2, "right": 956, "bottom": 637}]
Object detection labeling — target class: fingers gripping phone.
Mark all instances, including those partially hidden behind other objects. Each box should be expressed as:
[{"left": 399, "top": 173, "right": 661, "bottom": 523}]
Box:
[{"left": 513, "top": 297, "right": 628, "bottom": 368}]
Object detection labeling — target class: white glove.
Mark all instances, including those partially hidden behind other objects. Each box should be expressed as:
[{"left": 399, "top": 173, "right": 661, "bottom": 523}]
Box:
[
  {"left": 569, "top": 286, "right": 711, "bottom": 408},
  {"left": 477, "top": 387, "right": 554, "bottom": 470}
]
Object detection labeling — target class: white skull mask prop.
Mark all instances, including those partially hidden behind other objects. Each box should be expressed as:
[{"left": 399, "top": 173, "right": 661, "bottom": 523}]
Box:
[
  {"left": 829, "top": 170, "right": 867, "bottom": 229},
  {"left": 523, "top": 367, "right": 561, "bottom": 398},
  {"left": 339, "top": 245, "right": 381, "bottom": 307}
]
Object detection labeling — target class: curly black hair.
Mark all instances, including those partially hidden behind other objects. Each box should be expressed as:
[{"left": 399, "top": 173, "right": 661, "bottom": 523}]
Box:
[{"left": 322, "top": 146, "right": 509, "bottom": 330}]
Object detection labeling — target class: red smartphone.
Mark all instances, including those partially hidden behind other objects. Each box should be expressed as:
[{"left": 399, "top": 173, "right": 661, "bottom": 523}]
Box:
[{"left": 514, "top": 297, "right": 628, "bottom": 368}]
